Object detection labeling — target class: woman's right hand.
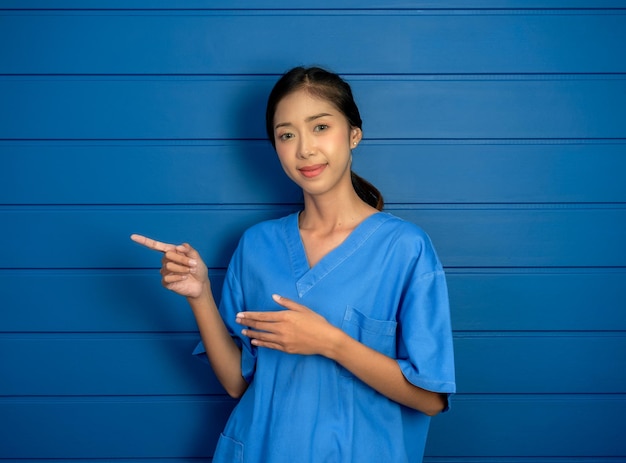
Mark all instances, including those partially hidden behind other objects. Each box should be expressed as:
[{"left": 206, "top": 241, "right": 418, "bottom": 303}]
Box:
[{"left": 131, "top": 234, "right": 209, "bottom": 299}]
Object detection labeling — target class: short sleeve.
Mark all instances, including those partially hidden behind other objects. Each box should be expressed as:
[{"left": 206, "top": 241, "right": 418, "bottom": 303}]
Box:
[
  {"left": 396, "top": 239, "right": 456, "bottom": 407},
  {"left": 192, "top": 246, "right": 257, "bottom": 384}
]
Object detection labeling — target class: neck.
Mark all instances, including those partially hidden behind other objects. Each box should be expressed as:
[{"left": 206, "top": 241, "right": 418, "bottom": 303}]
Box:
[{"left": 300, "top": 186, "right": 376, "bottom": 232}]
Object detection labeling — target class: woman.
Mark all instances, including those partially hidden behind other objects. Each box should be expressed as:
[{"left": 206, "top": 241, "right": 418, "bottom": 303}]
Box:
[{"left": 132, "top": 66, "right": 455, "bottom": 462}]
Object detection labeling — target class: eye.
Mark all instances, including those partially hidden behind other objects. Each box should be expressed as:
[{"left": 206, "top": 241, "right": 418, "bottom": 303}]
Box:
[
  {"left": 314, "top": 124, "right": 329, "bottom": 132},
  {"left": 278, "top": 132, "right": 294, "bottom": 141}
]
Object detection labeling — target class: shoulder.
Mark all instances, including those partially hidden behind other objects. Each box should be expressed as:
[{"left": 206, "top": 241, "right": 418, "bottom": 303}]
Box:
[
  {"left": 377, "top": 212, "right": 432, "bottom": 245},
  {"left": 376, "top": 212, "right": 443, "bottom": 273},
  {"left": 239, "top": 211, "right": 296, "bottom": 242},
  {"left": 226, "top": 212, "right": 296, "bottom": 272},
  {"left": 233, "top": 211, "right": 298, "bottom": 256}
]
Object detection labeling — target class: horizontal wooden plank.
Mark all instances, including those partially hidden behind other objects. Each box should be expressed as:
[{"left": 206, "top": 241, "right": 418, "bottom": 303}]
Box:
[
  {"left": 0, "top": 206, "right": 623, "bottom": 268},
  {"left": 354, "top": 141, "right": 626, "bottom": 204},
  {"left": 0, "top": 270, "right": 223, "bottom": 332},
  {"left": 1, "top": 270, "right": 625, "bottom": 332},
  {"left": 424, "top": 459, "right": 626, "bottom": 463},
  {"left": 0, "top": 396, "right": 234, "bottom": 458},
  {"left": 454, "top": 334, "right": 626, "bottom": 393},
  {"left": 0, "top": 460, "right": 214, "bottom": 463},
  {"left": 1, "top": 11, "right": 624, "bottom": 75},
  {"left": 0, "top": 334, "right": 223, "bottom": 396},
  {"left": 0, "top": 395, "right": 623, "bottom": 457},
  {"left": 426, "top": 395, "right": 626, "bottom": 457},
  {"left": 3, "top": 141, "right": 626, "bottom": 205},
  {"left": 1, "top": 334, "right": 624, "bottom": 395},
  {"left": 0, "top": 142, "right": 300, "bottom": 205},
  {"left": 0, "top": 460, "right": 216, "bottom": 463},
  {"left": 0, "top": 206, "right": 295, "bottom": 268},
  {"left": 0, "top": 459, "right": 211, "bottom": 463},
  {"left": 448, "top": 270, "right": 626, "bottom": 331},
  {"left": 2, "top": 1, "right": 626, "bottom": 9},
  {"left": 1, "top": 77, "right": 625, "bottom": 139},
  {"left": 416, "top": 205, "right": 626, "bottom": 268}
]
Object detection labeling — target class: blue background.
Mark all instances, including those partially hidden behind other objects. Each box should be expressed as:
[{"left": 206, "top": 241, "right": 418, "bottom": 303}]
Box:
[{"left": 1, "top": 1, "right": 625, "bottom": 461}]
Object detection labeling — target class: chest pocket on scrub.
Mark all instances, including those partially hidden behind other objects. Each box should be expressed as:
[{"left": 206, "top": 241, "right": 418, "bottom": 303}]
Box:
[{"left": 338, "top": 305, "right": 398, "bottom": 378}]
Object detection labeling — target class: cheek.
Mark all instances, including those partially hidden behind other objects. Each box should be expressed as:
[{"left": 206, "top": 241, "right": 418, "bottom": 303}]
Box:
[
  {"left": 275, "top": 148, "right": 298, "bottom": 179},
  {"left": 275, "top": 146, "right": 291, "bottom": 166},
  {"left": 328, "top": 130, "right": 352, "bottom": 151}
]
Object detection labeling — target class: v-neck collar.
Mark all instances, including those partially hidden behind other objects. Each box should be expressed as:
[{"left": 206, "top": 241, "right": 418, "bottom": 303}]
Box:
[{"left": 284, "top": 211, "right": 391, "bottom": 298}]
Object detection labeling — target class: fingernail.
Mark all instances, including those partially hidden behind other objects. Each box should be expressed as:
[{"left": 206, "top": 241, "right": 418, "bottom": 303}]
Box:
[
  {"left": 189, "top": 259, "right": 197, "bottom": 266},
  {"left": 272, "top": 294, "right": 281, "bottom": 302}
]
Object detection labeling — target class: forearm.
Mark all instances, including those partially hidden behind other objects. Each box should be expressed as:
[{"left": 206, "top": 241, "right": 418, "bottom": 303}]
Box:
[
  {"left": 187, "top": 283, "right": 248, "bottom": 398},
  {"left": 325, "top": 328, "right": 446, "bottom": 416}
]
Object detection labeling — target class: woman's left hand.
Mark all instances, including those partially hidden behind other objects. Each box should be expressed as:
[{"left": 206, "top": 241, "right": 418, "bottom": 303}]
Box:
[
  {"left": 238, "top": 295, "right": 447, "bottom": 414},
  {"left": 236, "top": 294, "right": 337, "bottom": 356}
]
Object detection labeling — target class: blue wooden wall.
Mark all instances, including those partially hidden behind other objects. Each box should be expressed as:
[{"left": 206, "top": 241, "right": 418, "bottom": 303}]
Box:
[{"left": 1, "top": 1, "right": 625, "bottom": 461}]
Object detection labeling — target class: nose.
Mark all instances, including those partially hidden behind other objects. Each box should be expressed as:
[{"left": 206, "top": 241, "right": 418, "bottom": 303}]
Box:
[{"left": 297, "top": 132, "right": 315, "bottom": 159}]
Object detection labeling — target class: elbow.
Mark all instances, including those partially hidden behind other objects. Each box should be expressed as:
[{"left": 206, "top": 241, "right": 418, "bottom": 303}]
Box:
[
  {"left": 224, "top": 379, "right": 248, "bottom": 399},
  {"left": 423, "top": 404, "right": 444, "bottom": 417},
  {"left": 226, "top": 388, "right": 244, "bottom": 400},
  {"left": 420, "top": 393, "right": 448, "bottom": 417}
]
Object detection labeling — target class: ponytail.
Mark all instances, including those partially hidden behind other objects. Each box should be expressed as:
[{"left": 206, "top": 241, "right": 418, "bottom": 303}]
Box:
[{"left": 351, "top": 171, "right": 384, "bottom": 211}]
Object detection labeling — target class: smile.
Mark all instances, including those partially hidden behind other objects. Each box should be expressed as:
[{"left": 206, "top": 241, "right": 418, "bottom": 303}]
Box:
[{"left": 298, "top": 164, "right": 327, "bottom": 178}]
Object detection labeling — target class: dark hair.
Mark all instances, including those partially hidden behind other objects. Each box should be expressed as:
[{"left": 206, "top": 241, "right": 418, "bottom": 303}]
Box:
[{"left": 265, "top": 66, "right": 384, "bottom": 211}]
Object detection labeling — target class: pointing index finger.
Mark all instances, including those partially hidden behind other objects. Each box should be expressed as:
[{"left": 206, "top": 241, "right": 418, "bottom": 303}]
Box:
[{"left": 130, "top": 233, "right": 176, "bottom": 253}]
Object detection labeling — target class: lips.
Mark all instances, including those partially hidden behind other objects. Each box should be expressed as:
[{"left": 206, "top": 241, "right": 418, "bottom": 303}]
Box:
[{"left": 298, "top": 164, "right": 327, "bottom": 178}]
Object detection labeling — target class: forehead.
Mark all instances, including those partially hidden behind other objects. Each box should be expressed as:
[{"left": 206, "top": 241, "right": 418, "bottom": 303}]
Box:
[{"left": 274, "top": 89, "right": 340, "bottom": 122}]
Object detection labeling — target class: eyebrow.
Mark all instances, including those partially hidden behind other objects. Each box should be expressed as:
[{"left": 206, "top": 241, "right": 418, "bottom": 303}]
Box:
[{"left": 274, "top": 112, "right": 333, "bottom": 130}]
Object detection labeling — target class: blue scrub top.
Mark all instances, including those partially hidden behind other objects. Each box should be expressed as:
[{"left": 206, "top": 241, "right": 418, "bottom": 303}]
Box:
[{"left": 194, "top": 212, "right": 456, "bottom": 462}]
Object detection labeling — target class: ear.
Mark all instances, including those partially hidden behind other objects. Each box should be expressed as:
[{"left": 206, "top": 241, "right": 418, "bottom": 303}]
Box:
[{"left": 350, "top": 127, "right": 362, "bottom": 148}]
